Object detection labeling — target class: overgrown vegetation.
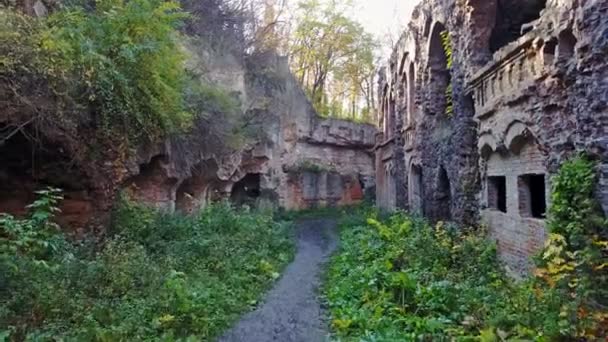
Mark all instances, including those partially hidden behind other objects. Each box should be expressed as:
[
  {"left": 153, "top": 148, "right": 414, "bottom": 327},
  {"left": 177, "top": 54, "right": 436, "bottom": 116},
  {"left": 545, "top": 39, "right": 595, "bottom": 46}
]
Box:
[
  {"left": 325, "top": 155, "right": 607, "bottom": 340},
  {"left": 2, "top": 0, "right": 203, "bottom": 145},
  {"left": 0, "top": 191, "right": 293, "bottom": 340},
  {"left": 440, "top": 30, "right": 453, "bottom": 117}
]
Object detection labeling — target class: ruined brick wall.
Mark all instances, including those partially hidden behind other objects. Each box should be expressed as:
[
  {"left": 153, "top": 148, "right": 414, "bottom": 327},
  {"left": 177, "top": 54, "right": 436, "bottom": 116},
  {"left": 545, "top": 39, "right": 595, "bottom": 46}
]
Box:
[{"left": 376, "top": 0, "right": 608, "bottom": 274}]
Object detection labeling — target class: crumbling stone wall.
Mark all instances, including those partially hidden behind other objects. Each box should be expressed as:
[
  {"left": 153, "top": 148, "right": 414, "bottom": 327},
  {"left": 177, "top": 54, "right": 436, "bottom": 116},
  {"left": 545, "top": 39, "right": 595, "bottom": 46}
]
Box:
[
  {"left": 245, "top": 53, "right": 376, "bottom": 210},
  {"left": 376, "top": 0, "right": 608, "bottom": 274},
  {"left": 375, "top": 0, "right": 481, "bottom": 224},
  {"left": 0, "top": 25, "right": 377, "bottom": 234}
]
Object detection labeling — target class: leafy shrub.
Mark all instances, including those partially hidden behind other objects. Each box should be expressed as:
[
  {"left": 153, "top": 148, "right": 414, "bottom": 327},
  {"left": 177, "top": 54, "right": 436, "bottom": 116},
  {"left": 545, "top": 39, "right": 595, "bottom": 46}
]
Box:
[
  {"left": 325, "top": 155, "right": 608, "bottom": 340},
  {"left": 1, "top": 193, "right": 294, "bottom": 340},
  {"left": 1, "top": 0, "right": 192, "bottom": 144},
  {"left": 325, "top": 210, "right": 507, "bottom": 340},
  {"left": 494, "top": 155, "right": 608, "bottom": 339}
]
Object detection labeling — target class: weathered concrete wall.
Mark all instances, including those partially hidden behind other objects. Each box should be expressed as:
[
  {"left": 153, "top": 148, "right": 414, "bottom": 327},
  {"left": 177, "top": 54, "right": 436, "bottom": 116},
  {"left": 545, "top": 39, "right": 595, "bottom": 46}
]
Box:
[{"left": 375, "top": 0, "right": 608, "bottom": 274}]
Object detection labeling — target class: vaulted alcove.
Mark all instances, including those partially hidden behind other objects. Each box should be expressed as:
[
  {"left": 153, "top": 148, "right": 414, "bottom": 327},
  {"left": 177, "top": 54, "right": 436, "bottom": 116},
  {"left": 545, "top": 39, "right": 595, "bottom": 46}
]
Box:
[
  {"left": 427, "top": 22, "right": 450, "bottom": 116},
  {"left": 0, "top": 127, "right": 93, "bottom": 231},
  {"left": 230, "top": 173, "right": 261, "bottom": 207}
]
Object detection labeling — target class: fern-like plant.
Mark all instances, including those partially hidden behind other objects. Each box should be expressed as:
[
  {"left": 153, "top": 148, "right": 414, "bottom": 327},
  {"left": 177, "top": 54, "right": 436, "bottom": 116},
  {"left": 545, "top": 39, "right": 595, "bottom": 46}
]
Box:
[{"left": 440, "top": 30, "right": 453, "bottom": 117}]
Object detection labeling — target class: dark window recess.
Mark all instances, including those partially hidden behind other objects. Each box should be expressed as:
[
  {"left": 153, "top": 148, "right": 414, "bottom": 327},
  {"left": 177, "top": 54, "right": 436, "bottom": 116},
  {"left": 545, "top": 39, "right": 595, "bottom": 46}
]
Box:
[
  {"left": 557, "top": 29, "right": 577, "bottom": 62},
  {"left": 489, "top": 0, "right": 547, "bottom": 53},
  {"left": 518, "top": 174, "right": 546, "bottom": 219},
  {"left": 488, "top": 176, "right": 507, "bottom": 213},
  {"left": 230, "top": 173, "right": 261, "bottom": 206}
]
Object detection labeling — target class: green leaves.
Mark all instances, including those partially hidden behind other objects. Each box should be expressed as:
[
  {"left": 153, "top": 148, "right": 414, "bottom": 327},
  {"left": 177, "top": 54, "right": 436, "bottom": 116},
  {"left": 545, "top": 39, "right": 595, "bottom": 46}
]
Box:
[
  {"left": 325, "top": 210, "right": 506, "bottom": 340},
  {"left": 324, "top": 155, "right": 607, "bottom": 340},
  {"left": 533, "top": 155, "right": 608, "bottom": 338},
  {"left": 1, "top": 198, "right": 294, "bottom": 340},
  {"left": 288, "top": 0, "right": 377, "bottom": 122},
  {"left": 2, "top": 0, "right": 192, "bottom": 145},
  {"left": 440, "top": 30, "right": 454, "bottom": 117}
]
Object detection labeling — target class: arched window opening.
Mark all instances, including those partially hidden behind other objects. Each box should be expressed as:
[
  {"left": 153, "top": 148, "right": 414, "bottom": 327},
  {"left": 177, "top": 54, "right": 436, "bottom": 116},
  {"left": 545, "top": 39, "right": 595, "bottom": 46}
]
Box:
[
  {"left": 381, "top": 84, "right": 389, "bottom": 136},
  {"left": 428, "top": 22, "right": 449, "bottom": 116},
  {"left": 383, "top": 96, "right": 389, "bottom": 137},
  {"left": 543, "top": 38, "right": 557, "bottom": 66},
  {"left": 423, "top": 17, "right": 432, "bottom": 37},
  {"left": 386, "top": 165, "right": 397, "bottom": 209},
  {"left": 400, "top": 73, "right": 408, "bottom": 127},
  {"left": 389, "top": 92, "right": 396, "bottom": 137},
  {"left": 489, "top": 0, "right": 547, "bottom": 53},
  {"left": 407, "top": 62, "right": 416, "bottom": 125},
  {"left": 557, "top": 29, "right": 577, "bottom": 62}
]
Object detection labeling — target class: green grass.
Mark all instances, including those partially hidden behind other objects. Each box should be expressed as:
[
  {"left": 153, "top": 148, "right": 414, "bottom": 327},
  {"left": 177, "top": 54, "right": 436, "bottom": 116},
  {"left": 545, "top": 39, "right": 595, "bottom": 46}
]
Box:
[{"left": 1, "top": 194, "right": 294, "bottom": 341}]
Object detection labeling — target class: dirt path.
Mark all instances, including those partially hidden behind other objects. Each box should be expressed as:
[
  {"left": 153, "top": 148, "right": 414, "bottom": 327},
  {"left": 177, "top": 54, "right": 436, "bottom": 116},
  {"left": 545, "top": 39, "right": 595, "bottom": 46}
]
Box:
[{"left": 219, "top": 218, "right": 338, "bottom": 342}]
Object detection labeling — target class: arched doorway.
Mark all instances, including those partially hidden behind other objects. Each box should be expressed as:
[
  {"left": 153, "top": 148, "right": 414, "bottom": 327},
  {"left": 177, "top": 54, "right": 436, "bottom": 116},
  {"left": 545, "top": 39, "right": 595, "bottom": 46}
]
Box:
[
  {"left": 230, "top": 173, "right": 261, "bottom": 207},
  {"left": 409, "top": 164, "right": 424, "bottom": 214},
  {"left": 436, "top": 166, "right": 452, "bottom": 220}
]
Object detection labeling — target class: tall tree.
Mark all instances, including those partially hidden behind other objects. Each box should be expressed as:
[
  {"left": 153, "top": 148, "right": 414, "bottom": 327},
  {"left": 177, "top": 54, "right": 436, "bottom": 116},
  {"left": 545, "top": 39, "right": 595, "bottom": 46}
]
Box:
[{"left": 288, "top": 0, "right": 377, "bottom": 120}]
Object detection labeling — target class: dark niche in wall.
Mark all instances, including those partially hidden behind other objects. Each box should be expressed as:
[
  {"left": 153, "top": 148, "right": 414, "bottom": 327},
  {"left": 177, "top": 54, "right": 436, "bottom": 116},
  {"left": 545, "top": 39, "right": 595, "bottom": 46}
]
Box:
[
  {"left": 518, "top": 174, "right": 546, "bottom": 219},
  {"left": 489, "top": 0, "right": 547, "bottom": 53},
  {"left": 488, "top": 176, "right": 507, "bottom": 213},
  {"left": 428, "top": 22, "right": 449, "bottom": 116},
  {"left": 230, "top": 173, "right": 261, "bottom": 207}
]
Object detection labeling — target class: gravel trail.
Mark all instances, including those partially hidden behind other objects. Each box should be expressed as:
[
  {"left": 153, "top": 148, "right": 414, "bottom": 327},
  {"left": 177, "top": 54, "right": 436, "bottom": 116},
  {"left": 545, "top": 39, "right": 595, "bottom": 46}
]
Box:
[{"left": 219, "top": 218, "right": 338, "bottom": 342}]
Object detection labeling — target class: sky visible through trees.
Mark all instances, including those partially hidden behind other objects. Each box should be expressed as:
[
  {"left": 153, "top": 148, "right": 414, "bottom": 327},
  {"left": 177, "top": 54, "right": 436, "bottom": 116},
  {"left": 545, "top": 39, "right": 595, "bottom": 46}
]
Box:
[{"left": 255, "top": 0, "right": 419, "bottom": 122}]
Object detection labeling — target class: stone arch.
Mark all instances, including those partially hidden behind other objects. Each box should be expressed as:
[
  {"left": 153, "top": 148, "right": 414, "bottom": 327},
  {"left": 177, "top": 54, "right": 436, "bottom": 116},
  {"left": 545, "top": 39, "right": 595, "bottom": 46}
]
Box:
[
  {"left": 399, "top": 61, "right": 409, "bottom": 127},
  {"left": 478, "top": 132, "right": 499, "bottom": 158},
  {"left": 381, "top": 85, "right": 389, "bottom": 135},
  {"left": 505, "top": 121, "right": 534, "bottom": 154},
  {"left": 428, "top": 21, "right": 448, "bottom": 69},
  {"left": 427, "top": 21, "right": 450, "bottom": 116},
  {"left": 175, "top": 159, "right": 219, "bottom": 214},
  {"left": 384, "top": 161, "right": 397, "bottom": 209}
]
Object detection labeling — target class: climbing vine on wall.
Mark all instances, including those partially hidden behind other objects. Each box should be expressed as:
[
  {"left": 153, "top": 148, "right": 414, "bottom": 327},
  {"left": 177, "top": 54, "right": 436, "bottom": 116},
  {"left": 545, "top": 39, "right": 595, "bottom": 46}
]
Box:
[{"left": 440, "top": 30, "right": 453, "bottom": 117}]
